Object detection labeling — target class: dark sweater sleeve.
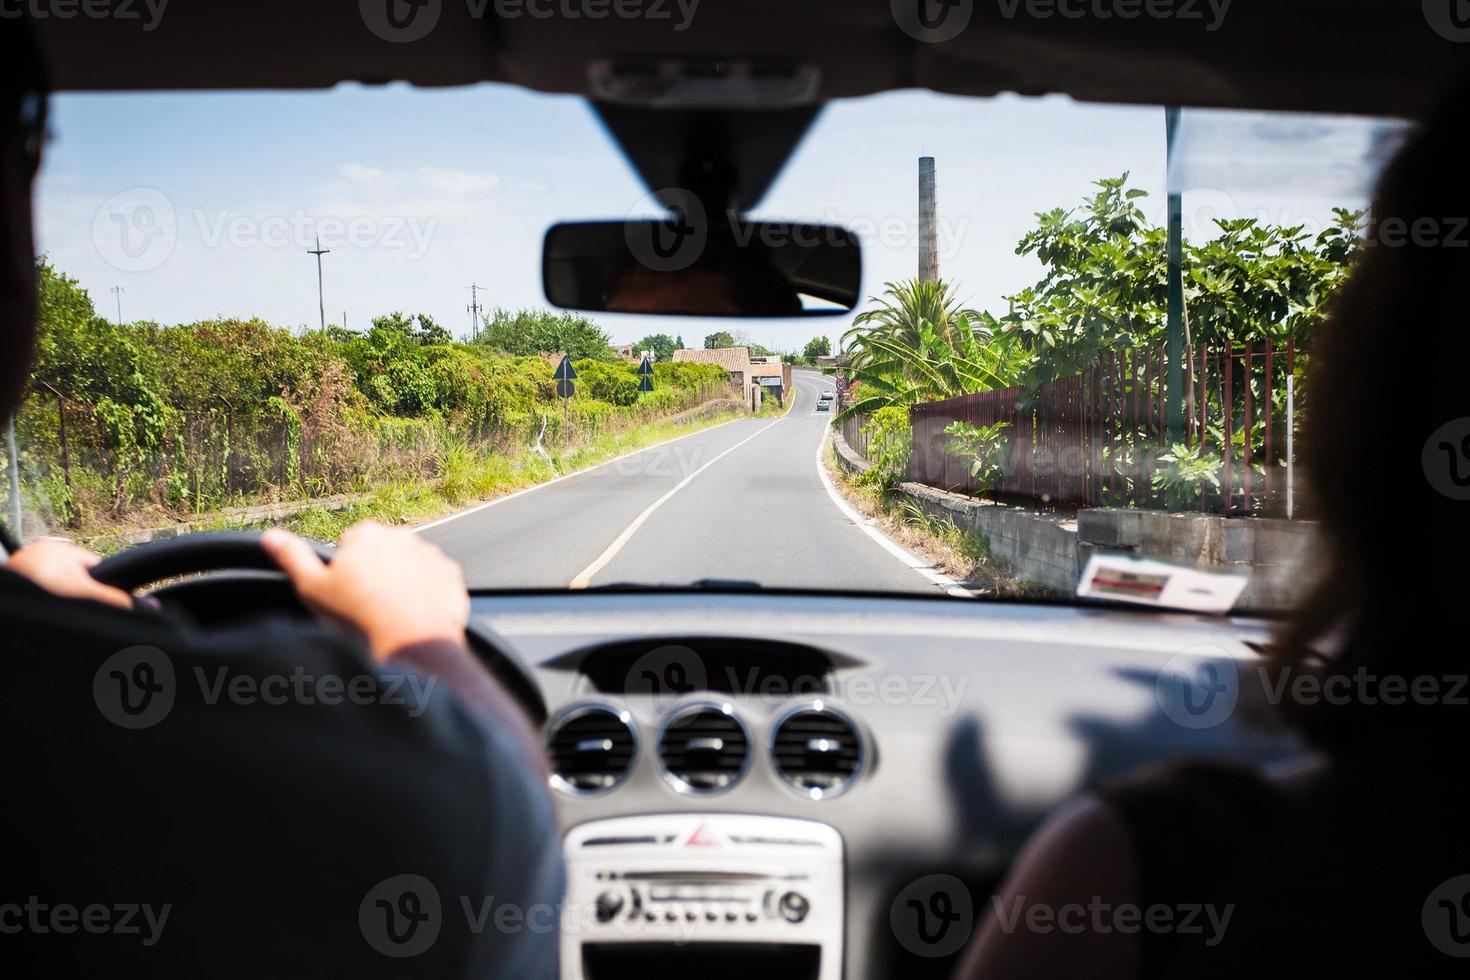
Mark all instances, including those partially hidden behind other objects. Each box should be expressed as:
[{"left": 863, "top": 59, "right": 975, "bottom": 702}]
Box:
[
  {"left": 388, "top": 638, "right": 548, "bottom": 774},
  {"left": 1, "top": 576, "right": 565, "bottom": 978},
  {"left": 382, "top": 639, "right": 566, "bottom": 978}
]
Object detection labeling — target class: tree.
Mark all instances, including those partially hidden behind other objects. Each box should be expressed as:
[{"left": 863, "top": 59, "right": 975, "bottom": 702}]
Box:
[
  {"left": 475, "top": 308, "right": 614, "bottom": 361},
  {"left": 369, "top": 312, "right": 451, "bottom": 347},
  {"left": 703, "top": 331, "right": 736, "bottom": 350},
  {"left": 803, "top": 336, "right": 832, "bottom": 359},
  {"left": 635, "top": 333, "right": 678, "bottom": 362},
  {"left": 414, "top": 314, "right": 452, "bottom": 346},
  {"left": 834, "top": 279, "right": 1018, "bottom": 423},
  {"left": 29, "top": 259, "right": 168, "bottom": 454},
  {"left": 993, "top": 174, "right": 1362, "bottom": 387}
]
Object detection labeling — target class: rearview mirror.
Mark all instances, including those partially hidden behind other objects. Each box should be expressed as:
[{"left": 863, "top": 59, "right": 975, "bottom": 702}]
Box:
[{"left": 543, "top": 214, "right": 861, "bottom": 318}]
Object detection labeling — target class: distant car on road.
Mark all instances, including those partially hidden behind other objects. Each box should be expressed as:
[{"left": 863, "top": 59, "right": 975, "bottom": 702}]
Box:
[
  {"left": 820, "top": 390, "right": 835, "bottom": 401},
  {"left": 817, "top": 400, "right": 831, "bottom": 412}
]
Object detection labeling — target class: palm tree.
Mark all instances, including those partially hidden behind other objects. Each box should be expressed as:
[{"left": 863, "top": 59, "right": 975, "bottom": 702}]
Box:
[{"left": 831, "top": 279, "right": 1016, "bottom": 423}]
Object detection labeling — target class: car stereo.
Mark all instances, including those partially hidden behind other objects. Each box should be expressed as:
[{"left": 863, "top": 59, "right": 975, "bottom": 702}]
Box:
[{"left": 562, "top": 814, "right": 843, "bottom": 980}]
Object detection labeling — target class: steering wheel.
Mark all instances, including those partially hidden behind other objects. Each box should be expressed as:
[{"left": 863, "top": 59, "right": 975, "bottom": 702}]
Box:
[
  {"left": 90, "top": 530, "right": 334, "bottom": 593},
  {"left": 89, "top": 530, "right": 548, "bottom": 724}
]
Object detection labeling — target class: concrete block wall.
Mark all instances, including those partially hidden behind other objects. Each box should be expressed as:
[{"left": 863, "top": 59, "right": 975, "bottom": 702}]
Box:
[
  {"left": 898, "top": 482, "right": 1081, "bottom": 594},
  {"left": 830, "top": 427, "right": 1320, "bottom": 608},
  {"left": 1077, "top": 509, "right": 1320, "bottom": 609}
]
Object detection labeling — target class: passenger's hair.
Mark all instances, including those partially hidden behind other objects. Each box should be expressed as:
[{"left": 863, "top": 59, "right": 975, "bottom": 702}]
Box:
[
  {"left": 0, "top": 20, "right": 46, "bottom": 422},
  {"left": 1274, "top": 78, "right": 1470, "bottom": 751}
]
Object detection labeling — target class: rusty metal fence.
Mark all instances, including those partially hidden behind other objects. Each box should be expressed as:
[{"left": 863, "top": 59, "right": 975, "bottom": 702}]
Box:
[
  {"left": 839, "top": 413, "right": 872, "bottom": 461},
  {"left": 908, "top": 341, "right": 1301, "bottom": 517}
]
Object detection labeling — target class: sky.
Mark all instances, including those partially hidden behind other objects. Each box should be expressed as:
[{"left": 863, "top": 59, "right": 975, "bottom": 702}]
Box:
[{"left": 34, "top": 84, "right": 1398, "bottom": 353}]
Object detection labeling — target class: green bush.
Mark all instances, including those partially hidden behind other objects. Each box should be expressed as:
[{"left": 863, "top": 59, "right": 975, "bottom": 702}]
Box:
[
  {"left": 858, "top": 406, "right": 913, "bottom": 489},
  {"left": 942, "top": 420, "right": 1011, "bottom": 498},
  {"left": 576, "top": 361, "right": 641, "bottom": 407},
  {"left": 15, "top": 261, "right": 738, "bottom": 531}
]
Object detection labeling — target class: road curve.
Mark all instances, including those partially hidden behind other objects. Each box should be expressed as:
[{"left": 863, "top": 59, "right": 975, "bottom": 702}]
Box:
[{"left": 418, "top": 370, "right": 951, "bottom": 595}]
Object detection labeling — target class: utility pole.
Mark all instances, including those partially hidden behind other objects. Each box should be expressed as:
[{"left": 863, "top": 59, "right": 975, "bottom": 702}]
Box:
[
  {"left": 1165, "top": 108, "right": 1186, "bottom": 452},
  {"left": 467, "top": 283, "right": 484, "bottom": 341},
  {"left": 111, "top": 286, "right": 125, "bottom": 326},
  {"left": 308, "top": 236, "right": 330, "bottom": 335}
]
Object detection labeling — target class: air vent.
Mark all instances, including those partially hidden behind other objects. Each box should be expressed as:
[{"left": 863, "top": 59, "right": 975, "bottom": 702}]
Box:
[
  {"left": 658, "top": 704, "right": 749, "bottom": 794},
  {"left": 547, "top": 705, "right": 637, "bottom": 795},
  {"left": 771, "top": 705, "right": 864, "bottom": 799}
]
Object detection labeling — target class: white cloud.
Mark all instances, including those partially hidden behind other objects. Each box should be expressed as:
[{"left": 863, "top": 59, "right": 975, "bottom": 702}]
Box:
[
  {"left": 413, "top": 166, "right": 498, "bottom": 196},
  {"left": 338, "top": 163, "right": 403, "bottom": 192},
  {"left": 317, "top": 163, "right": 499, "bottom": 219}
]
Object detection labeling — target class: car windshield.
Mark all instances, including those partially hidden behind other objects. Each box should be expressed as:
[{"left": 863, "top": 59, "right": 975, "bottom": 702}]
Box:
[{"left": 7, "top": 85, "right": 1402, "bottom": 609}]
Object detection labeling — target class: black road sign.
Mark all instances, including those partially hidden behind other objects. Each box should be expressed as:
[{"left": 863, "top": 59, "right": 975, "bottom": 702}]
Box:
[
  {"left": 556, "top": 379, "right": 575, "bottom": 399},
  {"left": 554, "top": 356, "right": 578, "bottom": 381},
  {"left": 637, "top": 356, "right": 654, "bottom": 377},
  {"left": 638, "top": 376, "right": 654, "bottom": 393}
]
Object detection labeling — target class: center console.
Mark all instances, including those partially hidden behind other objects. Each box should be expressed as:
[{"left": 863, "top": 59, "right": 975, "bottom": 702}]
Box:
[{"left": 562, "top": 813, "right": 844, "bottom": 980}]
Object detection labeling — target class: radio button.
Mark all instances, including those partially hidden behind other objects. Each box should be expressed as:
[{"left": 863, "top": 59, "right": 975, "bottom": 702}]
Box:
[
  {"left": 594, "top": 892, "right": 624, "bottom": 923},
  {"left": 778, "top": 891, "right": 810, "bottom": 924}
]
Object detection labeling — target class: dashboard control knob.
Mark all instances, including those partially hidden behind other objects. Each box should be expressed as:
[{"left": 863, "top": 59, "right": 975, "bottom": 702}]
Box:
[
  {"left": 777, "top": 891, "right": 810, "bottom": 924},
  {"left": 594, "top": 891, "right": 624, "bottom": 923}
]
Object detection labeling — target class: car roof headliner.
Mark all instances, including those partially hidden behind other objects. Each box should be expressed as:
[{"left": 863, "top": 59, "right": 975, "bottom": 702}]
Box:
[{"left": 27, "top": 1, "right": 1469, "bottom": 118}]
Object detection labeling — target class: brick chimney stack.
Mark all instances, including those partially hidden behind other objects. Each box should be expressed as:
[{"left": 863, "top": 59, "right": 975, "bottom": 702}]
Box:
[{"left": 918, "top": 156, "right": 938, "bottom": 283}]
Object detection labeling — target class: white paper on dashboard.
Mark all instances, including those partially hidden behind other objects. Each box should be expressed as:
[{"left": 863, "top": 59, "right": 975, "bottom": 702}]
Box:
[{"left": 1076, "top": 551, "right": 1249, "bottom": 614}]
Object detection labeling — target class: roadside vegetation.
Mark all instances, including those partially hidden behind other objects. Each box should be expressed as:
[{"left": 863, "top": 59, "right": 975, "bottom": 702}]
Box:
[
  {"left": 820, "top": 441, "right": 1030, "bottom": 598},
  {"left": 836, "top": 174, "right": 1360, "bottom": 423},
  {"left": 15, "top": 261, "right": 732, "bottom": 541},
  {"left": 270, "top": 405, "right": 744, "bottom": 549},
  {"left": 831, "top": 174, "right": 1363, "bottom": 508}
]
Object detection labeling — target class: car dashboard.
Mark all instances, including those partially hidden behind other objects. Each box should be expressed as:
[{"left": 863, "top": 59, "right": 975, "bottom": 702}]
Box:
[{"left": 468, "top": 591, "right": 1301, "bottom": 980}]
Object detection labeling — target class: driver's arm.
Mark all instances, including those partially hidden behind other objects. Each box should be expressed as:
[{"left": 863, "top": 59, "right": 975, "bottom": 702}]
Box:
[{"left": 262, "top": 523, "right": 546, "bottom": 758}]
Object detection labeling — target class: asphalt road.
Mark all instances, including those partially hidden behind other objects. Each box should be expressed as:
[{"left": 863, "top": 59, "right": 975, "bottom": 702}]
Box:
[{"left": 418, "top": 370, "right": 951, "bottom": 595}]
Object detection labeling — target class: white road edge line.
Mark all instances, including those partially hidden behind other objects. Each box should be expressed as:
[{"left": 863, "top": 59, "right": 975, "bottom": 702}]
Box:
[
  {"left": 411, "top": 412, "right": 748, "bottom": 534},
  {"left": 812, "top": 427, "right": 976, "bottom": 599},
  {"left": 568, "top": 415, "right": 791, "bottom": 590}
]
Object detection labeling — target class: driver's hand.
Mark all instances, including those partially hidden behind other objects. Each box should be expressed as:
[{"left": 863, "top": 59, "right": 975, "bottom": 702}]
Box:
[
  {"left": 5, "top": 539, "right": 135, "bottom": 610},
  {"left": 262, "top": 522, "right": 470, "bottom": 662}
]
